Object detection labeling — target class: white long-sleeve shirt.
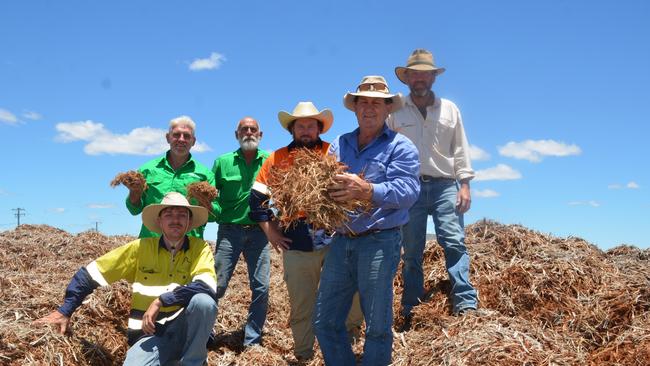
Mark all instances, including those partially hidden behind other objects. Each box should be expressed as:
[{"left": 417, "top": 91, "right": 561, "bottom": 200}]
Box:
[{"left": 387, "top": 95, "right": 475, "bottom": 182}]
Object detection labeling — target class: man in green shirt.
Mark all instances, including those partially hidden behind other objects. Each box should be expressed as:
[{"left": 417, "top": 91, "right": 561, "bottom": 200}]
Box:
[
  {"left": 123, "top": 115, "right": 215, "bottom": 238},
  {"left": 210, "top": 117, "right": 270, "bottom": 346}
]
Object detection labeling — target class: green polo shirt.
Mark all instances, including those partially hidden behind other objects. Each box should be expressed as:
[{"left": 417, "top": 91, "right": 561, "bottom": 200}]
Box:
[
  {"left": 125, "top": 151, "right": 215, "bottom": 238},
  {"left": 211, "top": 148, "right": 269, "bottom": 224}
]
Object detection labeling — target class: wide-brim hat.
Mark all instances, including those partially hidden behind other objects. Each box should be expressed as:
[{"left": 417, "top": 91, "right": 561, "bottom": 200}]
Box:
[
  {"left": 278, "top": 101, "right": 333, "bottom": 133},
  {"left": 343, "top": 75, "right": 403, "bottom": 113},
  {"left": 395, "top": 49, "right": 446, "bottom": 84},
  {"left": 142, "top": 192, "right": 208, "bottom": 235}
]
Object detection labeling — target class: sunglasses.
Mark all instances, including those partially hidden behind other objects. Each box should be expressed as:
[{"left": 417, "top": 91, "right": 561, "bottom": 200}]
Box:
[{"left": 357, "top": 83, "right": 389, "bottom": 93}]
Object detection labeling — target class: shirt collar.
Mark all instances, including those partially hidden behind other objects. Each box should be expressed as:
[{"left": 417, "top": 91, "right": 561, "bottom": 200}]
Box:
[
  {"left": 235, "top": 148, "right": 265, "bottom": 161},
  {"left": 404, "top": 94, "right": 440, "bottom": 109},
  {"left": 162, "top": 151, "right": 195, "bottom": 169},
  {"left": 158, "top": 235, "right": 190, "bottom": 252},
  {"left": 347, "top": 124, "right": 392, "bottom": 148}
]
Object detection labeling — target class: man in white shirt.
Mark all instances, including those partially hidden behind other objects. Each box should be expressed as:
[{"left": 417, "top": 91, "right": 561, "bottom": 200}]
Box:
[{"left": 387, "top": 49, "right": 478, "bottom": 326}]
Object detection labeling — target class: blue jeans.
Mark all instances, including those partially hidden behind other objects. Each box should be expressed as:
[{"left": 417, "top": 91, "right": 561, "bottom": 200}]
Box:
[
  {"left": 401, "top": 178, "right": 477, "bottom": 314},
  {"left": 313, "top": 229, "right": 401, "bottom": 366},
  {"left": 215, "top": 224, "right": 270, "bottom": 345},
  {"left": 123, "top": 293, "right": 217, "bottom": 366}
]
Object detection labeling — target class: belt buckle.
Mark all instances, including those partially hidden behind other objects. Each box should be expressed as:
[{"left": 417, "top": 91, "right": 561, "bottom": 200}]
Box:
[
  {"left": 420, "top": 175, "right": 432, "bottom": 183},
  {"left": 344, "top": 229, "right": 375, "bottom": 238}
]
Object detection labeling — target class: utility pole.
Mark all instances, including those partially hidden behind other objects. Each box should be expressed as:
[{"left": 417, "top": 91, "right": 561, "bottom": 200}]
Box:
[
  {"left": 12, "top": 208, "right": 25, "bottom": 226},
  {"left": 93, "top": 221, "right": 101, "bottom": 233}
]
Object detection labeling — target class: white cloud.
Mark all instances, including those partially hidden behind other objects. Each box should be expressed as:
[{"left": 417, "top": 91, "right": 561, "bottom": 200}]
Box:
[
  {"left": 192, "top": 142, "right": 212, "bottom": 153},
  {"left": 55, "top": 120, "right": 110, "bottom": 142},
  {"left": 55, "top": 120, "right": 212, "bottom": 155},
  {"left": 22, "top": 110, "right": 42, "bottom": 120},
  {"left": 568, "top": 201, "right": 600, "bottom": 207},
  {"left": 0, "top": 188, "right": 7, "bottom": 196},
  {"left": 498, "top": 139, "right": 581, "bottom": 162},
  {"left": 473, "top": 189, "right": 499, "bottom": 198},
  {"left": 49, "top": 208, "right": 65, "bottom": 213},
  {"left": 189, "top": 52, "right": 226, "bottom": 71},
  {"left": 608, "top": 181, "right": 640, "bottom": 190},
  {"left": 469, "top": 145, "right": 490, "bottom": 161},
  {"left": 474, "top": 164, "right": 522, "bottom": 181},
  {"left": 87, "top": 203, "right": 115, "bottom": 209},
  {"left": 0, "top": 108, "right": 19, "bottom": 125}
]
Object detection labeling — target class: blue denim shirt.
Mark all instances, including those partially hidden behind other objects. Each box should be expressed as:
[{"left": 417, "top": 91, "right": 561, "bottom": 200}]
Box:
[{"left": 329, "top": 124, "right": 420, "bottom": 234}]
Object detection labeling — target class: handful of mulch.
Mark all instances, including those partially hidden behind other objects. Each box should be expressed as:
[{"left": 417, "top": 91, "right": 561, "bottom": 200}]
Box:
[
  {"left": 186, "top": 181, "right": 218, "bottom": 204},
  {"left": 110, "top": 171, "right": 147, "bottom": 191},
  {"left": 266, "top": 148, "right": 371, "bottom": 232}
]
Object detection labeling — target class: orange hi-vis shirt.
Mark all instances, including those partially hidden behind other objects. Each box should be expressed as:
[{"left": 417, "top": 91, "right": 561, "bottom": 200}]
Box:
[
  {"left": 249, "top": 141, "right": 331, "bottom": 252},
  {"left": 252, "top": 141, "right": 331, "bottom": 200}
]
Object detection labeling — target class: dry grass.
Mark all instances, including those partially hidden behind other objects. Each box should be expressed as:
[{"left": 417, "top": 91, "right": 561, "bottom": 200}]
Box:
[
  {"left": 1, "top": 220, "right": 648, "bottom": 365},
  {"left": 266, "top": 148, "right": 370, "bottom": 232}
]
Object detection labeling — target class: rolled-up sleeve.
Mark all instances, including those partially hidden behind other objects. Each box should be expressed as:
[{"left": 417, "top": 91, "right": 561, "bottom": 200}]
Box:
[{"left": 452, "top": 108, "right": 474, "bottom": 181}]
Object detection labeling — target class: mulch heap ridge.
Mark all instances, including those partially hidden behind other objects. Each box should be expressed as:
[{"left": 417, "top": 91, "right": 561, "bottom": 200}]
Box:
[{"left": 1, "top": 220, "right": 648, "bottom": 365}]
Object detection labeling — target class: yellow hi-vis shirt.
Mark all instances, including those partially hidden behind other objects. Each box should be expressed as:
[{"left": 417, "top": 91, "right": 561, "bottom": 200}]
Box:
[{"left": 85, "top": 236, "right": 216, "bottom": 333}]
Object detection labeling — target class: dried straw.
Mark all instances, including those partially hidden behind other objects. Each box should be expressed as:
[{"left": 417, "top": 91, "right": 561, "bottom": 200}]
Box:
[
  {"left": 186, "top": 181, "right": 218, "bottom": 203},
  {"left": 110, "top": 171, "right": 147, "bottom": 191},
  {"left": 266, "top": 148, "right": 370, "bottom": 232}
]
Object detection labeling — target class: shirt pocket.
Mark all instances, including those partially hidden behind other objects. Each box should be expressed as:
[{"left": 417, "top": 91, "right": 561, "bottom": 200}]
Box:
[
  {"left": 433, "top": 117, "right": 455, "bottom": 147},
  {"left": 220, "top": 175, "right": 243, "bottom": 200},
  {"left": 138, "top": 264, "right": 164, "bottom": 284},
  {"left": 143, "top": 169, "right": 168, "bottom": 196},
  {"left": 174, "top": 256, "right": 192, "bottom": 283},
  {"left": 362, "top": 159, "right": 387, "bottom": 183}
]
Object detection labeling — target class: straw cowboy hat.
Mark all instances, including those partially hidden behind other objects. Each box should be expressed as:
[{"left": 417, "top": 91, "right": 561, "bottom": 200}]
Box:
[
  {"left": 142, "top": 192, "right": 208, "bottom": 235},
  {"left": 343, "top": 75, "right": 403, "bottom": 113},
  {"left": 395, "top": 49, "right": 446, "bottom": 84},
  {"left": 278, "top": 101, "right": 333, "bottom": 133}
]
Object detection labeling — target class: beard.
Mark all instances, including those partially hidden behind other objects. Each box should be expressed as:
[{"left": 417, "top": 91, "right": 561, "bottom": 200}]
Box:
[
  {"left": 409, "top": 82, "right": 431, "bottom": 98},
  {"left": 238, "top": 136, "right": 259, "bottom": 151},
  {"left": 292, "top": 135, "right": 320, "bottom": 149}
]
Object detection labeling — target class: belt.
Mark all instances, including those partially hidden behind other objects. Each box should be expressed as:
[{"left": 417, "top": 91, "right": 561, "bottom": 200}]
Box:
[
  {"left": 222, "top": 223, "right": 260, "bottom": 230},
  {"left": 420, "top": 175, "right": 454, "bottom": 183},
  {"left": 339, "top": 226, "right": 400, "bottom": 238}
]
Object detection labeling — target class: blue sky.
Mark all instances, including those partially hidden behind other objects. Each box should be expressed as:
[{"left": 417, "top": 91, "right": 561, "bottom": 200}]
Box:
[{"left": 1, "top": 0, "right": 648, "bottom": 249}]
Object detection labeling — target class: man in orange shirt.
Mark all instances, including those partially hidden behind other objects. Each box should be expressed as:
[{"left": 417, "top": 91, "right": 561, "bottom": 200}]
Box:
[{"left": 249, "top": 101, "right": 362, "bottom": 361}]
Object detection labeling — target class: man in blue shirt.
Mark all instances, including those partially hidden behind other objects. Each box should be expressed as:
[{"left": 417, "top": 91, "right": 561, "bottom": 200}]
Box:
[{"left": 313, "top": 76, "right": 420, "bottom": 366}]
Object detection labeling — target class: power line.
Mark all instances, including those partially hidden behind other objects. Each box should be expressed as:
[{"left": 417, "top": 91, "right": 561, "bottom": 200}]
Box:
[{"left": 12, "top": 208, "right": 25, "bottom": 226}]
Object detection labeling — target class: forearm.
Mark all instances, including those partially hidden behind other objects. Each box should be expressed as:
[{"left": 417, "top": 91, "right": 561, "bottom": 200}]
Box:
[
  {"left": 159, "top": 281, "right": 216, "bottom": 307},
  {"left": 248, "top": 189, "right": 274, "bottom": 222},
  {"left": 58, "top": 267, "right": 100, "bottom": 317},
  {"left": 125, "top": 194, "right": 144, "bottom": 215}
]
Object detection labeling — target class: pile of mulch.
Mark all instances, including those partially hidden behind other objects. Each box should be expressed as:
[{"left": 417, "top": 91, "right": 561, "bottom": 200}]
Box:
[
  {"left": 1, "top": 221, "right": 648, "bottom": 365},
  {"left": 392, "top": 220, "right": 650, "bottom": 365},
  {"left": 0, "top": 225, "right": 132, "bottom": 365}
]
